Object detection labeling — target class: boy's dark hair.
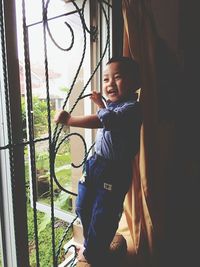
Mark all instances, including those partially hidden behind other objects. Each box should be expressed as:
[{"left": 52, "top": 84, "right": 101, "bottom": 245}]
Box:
[{"left": 106, "top": 56, "right": 141, "bottom": 90}]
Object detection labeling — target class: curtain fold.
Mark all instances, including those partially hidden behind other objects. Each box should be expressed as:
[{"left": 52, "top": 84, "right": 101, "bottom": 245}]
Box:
[
  {"left": 118, "top": 0, "right": 177, "bottom": 265},
  {"left": 121, "top": 0, "right": 158, "bottom": 254}
]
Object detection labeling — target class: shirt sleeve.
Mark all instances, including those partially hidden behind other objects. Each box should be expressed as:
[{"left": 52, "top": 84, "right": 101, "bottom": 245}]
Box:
[{"left": 97, "top": 102, "right": 141, "bottom": 130}]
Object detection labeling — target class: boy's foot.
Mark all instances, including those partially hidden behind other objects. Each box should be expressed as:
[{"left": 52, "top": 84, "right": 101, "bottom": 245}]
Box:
[
  {"left": 76, "top": 262, "right": 91, "bottom": 267},
  {"left": 76, "top": 245, "right": 88, "bottom": 263},
  {"left": 75, "top": 244, "right": 84, "bottom": 252}
]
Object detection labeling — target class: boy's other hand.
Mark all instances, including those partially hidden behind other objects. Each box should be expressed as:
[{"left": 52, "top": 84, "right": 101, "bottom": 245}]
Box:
[
  {"left": 54, "top": 110, "right": 71, "bottom": 125},
  {"left": 90, "top": 90, "right": 105, "bottom": 109}
]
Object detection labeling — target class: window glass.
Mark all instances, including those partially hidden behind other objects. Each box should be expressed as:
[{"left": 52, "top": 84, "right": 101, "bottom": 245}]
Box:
[
  {"left": 17, "top": 0, "right": 92, "bottom": 217},
  {"left": 14, "top": 0, "right": 112, "bottom": 265},
  {"left": 24, "top": 0, "right": 82, "bottom": 26},
  {"left": 16, "top": 1, "right": 96, "bottom": 265}
]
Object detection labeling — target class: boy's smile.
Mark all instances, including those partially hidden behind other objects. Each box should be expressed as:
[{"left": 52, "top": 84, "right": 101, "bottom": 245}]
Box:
[{"left": 107, "top": 88, "right": 118, "bottom": 96}]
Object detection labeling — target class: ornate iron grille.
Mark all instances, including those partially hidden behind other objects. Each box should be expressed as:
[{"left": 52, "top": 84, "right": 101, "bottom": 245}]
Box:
[{"left": 1, "top": 0, "right": 114, "bottom": 266}]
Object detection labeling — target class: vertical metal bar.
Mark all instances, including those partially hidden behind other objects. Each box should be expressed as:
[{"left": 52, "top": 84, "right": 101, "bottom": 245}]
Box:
[
  {"left": 100, "top": 1, "right": 103, "bottom": 84},
  {"left": 112, "top": 0, "right": 123, "bottom": 56},
  {"left": 22, "top": 0, "right": 40, "bottom": 266},
  {"left": 41, "top": 1, "right": 56, "bottom": 265},
  {"left": 107, "top": 0, "right": 111, "bottom": 59}
]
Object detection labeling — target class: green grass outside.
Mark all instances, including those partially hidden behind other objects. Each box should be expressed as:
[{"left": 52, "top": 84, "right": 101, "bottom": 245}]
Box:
[
  {"left": 26, "top": 150, "right": 74, "bottom": 266},
  {"left": 27, "top": 202, "right": 73, "bottom": 267}
]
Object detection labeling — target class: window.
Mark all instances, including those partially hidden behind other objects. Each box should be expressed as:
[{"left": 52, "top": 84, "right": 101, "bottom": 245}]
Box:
[
  {"left": 0, "top": 0, "right": 113, "bottom": 266},
  {"left": 18, "top": 0, "right": 93, "bottom": 222},
  {"left": 17, "top": 0, "right": 112, "bottom": 221}
]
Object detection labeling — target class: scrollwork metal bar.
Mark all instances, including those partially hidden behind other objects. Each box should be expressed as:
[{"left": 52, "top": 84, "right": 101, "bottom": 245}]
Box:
[
  {"left": 51, "top": 1, "right": 111, "bottom": 263},
  {"left": 0, "top": 0, "right": 113, "bottom": 266},
  {"left": 52, "top": 0, "right": 110, "bottom": 176}
]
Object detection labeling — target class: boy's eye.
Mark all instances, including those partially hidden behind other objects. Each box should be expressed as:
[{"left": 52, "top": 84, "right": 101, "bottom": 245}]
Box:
[
  {"left": 103, "top": 78, "right": 109, "bottom": 82},
  {"left": 115, "top": 75, "right": 121, "bottom": 80}
]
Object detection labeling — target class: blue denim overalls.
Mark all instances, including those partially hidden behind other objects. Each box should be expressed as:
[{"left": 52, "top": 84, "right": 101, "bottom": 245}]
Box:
[{"left": 75, "top": 153, "right": 132, "bottom": 264}]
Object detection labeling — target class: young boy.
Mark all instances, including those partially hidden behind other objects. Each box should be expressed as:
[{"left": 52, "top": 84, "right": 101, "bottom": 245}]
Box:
[{"left": 54, "top": 56, "right": 142, "bottom": 265}]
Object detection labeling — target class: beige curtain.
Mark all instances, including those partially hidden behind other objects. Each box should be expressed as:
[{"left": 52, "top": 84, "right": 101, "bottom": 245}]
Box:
[{"left": 118, "top": 1, "right": 176, "bottom": 266}]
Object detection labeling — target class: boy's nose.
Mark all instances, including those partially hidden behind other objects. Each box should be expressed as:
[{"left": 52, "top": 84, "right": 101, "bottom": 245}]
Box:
[{"left": 108, "top": 78, "right": 115, "bottom": 86}]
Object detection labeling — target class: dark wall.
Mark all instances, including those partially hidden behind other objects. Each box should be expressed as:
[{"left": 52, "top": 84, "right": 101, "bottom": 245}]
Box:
[
  {"left": 150, "top": 1, "right": 200, "bottom": 266},
  {"left": 164, "top": 1, "right": 200, "bottom": 267},
  {"left": 151, "top": 0, "right": 179, "bottom": 52}
]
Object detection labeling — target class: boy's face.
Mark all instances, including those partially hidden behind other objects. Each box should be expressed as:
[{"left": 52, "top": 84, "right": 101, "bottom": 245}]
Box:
[{"left": 103, "top": 62, "right": 133, "bottom": 102}]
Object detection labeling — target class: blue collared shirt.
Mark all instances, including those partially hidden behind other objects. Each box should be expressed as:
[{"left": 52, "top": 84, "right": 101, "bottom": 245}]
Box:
[{"left": 95, "top": 98, "right": 142, "bottom": 161}]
